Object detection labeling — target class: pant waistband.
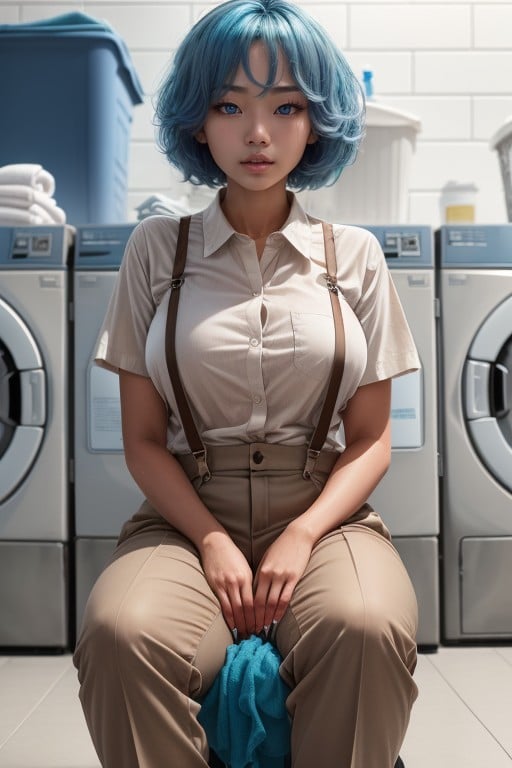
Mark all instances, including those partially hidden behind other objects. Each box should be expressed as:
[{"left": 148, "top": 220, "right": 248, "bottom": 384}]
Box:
[{"left": 175, "top": 443, "right": 339, "bottom": 476}]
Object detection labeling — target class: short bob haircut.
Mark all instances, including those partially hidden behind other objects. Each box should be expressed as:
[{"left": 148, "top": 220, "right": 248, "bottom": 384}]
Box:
[{"left": 155, "top": 0, "right": 365, "bottom": 190}]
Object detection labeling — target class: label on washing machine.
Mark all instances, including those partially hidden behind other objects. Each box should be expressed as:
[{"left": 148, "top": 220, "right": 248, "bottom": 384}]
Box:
[
  {"left": 88, "top": 366, "right": 124, "bottom": 451},
  {"left": 390, "top": 370, "right": 423, "bottom": 448}
]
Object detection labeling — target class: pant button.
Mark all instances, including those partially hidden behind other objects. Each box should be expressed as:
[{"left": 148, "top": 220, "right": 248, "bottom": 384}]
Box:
[{"left": 252, "top": 450, "right": 264, "bottom": 464}]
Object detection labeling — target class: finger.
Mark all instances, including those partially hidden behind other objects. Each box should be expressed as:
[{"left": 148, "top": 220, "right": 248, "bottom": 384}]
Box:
[
  {"left": 273, "top": 579, "right": 296, "bottom": 624},
  {"left": 262, "top": 579, "right": 285, "bottom": 629},
  {"left": 240, "top": 581, "right": 256, "bottom": 636},
  {"left": 230, "top": 593, "right": 247, "bottom": 639},
  {"left": 228, "top": 584, "right": 254, "bottom": 637},
  {"left": 216, "top": 588, "right": 235, "bottom": 633},
  {"left": 253, "top": 575, "right": 271, "bottom": 633}
]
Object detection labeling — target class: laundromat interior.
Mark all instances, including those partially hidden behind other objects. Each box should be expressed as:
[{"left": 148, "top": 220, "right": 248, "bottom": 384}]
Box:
[{"left": 0, "top": 0, "right": 512, "bottom": 766}]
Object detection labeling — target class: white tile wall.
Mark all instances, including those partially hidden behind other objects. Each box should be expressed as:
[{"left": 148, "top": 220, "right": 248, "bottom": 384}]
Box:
[
  {"left": 350, "top": 5, "right": 472, "bottom": 50},
  {"left": 1, "top": 0, "right": 511, "bottom": 226}
]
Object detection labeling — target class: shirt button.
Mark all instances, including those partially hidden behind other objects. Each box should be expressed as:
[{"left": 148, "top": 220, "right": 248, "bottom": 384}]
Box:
[
  {"left": 253, "top": 450, "right": 264, "bottom": 464},
  {"left": 250, "top": 338, "right": 260, "bottom": 347},
  {"left": 253, "top": 395, "right": 262, "bottom": 404},
  {"left": 252, "top": 291, "right": 259, "bottom": 297}
]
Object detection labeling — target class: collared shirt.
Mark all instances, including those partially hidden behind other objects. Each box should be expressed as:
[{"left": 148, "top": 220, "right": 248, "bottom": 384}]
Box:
[{"left": 96, "top": 192, "right": 420, "bottom": 453}]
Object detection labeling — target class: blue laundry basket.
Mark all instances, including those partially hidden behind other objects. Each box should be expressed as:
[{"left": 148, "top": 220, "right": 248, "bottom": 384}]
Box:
[{"left": 0, "top": 13, "right": 144, "bottom": 224}]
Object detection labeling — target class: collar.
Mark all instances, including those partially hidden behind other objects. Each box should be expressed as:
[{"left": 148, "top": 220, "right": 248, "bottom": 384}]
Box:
[{"left": 201, "top": 189, "right": 314, "bottom": 260}]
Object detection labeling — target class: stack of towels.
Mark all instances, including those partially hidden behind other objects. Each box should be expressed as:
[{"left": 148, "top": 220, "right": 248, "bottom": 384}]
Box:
[{"left": 0, "top": 163, "right": 66, "bottom": 225}]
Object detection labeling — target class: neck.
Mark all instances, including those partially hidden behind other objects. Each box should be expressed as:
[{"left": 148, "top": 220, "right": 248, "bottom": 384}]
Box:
[{"left": 220, "top": 183, "right": 291, "bottom": 241}]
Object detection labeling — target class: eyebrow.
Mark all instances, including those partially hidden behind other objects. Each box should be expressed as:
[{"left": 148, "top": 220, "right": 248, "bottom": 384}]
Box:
[{"left": 223, "top": 84, "right": 302, "bottom": 94}]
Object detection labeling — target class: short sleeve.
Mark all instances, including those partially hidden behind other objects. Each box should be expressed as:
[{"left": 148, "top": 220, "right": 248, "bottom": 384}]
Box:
[
  {"left": 345, "top": 230, "right": 421, "bottom": 386},
  {"left": 94, "top": 222, "right": 156, "bottom": 376}
]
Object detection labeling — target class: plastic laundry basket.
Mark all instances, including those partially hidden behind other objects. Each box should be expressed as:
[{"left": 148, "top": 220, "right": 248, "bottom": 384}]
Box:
[
  {"left": 490, "top": 116, "right": 512, "bottom": 222},
  {"left": 0, "top": 13, "right": 144, "bottom": 225},
  {"left": 298, "top": 102, "right": 421, "bottom": 225}
]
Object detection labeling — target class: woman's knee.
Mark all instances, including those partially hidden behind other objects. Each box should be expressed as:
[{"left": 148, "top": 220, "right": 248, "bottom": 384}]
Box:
[
  {"left": 74, "top": 585, "right": 156, "bottom": 671},
  {"left": 302, "top": 592, "right": 412, "bottom": 663}
]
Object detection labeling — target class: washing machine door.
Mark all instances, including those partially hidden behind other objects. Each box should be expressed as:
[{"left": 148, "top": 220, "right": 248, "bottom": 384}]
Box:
[
  {"left": 0, "top": 297, "right": 46, "bottom": 503},
  {"left": 464, "top": 294, "right": 512, "bottom": 493}
]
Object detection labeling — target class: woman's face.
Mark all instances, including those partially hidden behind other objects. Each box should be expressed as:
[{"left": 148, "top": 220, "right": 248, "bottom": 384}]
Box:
[{"left": 196, "top": 42, "right": 316, "bottom": 194}]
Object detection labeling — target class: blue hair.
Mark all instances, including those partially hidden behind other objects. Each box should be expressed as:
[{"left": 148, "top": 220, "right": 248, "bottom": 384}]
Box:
[{"left": 155, "top": 0, "right": 365, "bottom": 190}]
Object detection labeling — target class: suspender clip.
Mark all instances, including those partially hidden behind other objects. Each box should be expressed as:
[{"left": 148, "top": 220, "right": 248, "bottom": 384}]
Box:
[
  {"left": 193, "top": 449, "right": 211, "bottom": 482},
  {"left": 303, "top": 448, "right": 321, "bottom": 479},
  {"left": 170, "top": 277, "right": 185, "bottom": 290},
  {"left": 326, "top": 276, "right": 338, "bottom": 294}
]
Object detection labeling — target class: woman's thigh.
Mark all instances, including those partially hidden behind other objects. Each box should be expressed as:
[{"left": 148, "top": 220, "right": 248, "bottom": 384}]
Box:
[
  {"left": 75, "top": 528, "right": 232, "bottom": 697},
  {"left": 277, "top": 519, "right": 418, "bottom": 669}
]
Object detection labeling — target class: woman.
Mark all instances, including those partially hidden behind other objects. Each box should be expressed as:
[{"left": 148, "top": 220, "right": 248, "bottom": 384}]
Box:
[{"left": 73, "top": 1, "right": 419, "bottom": 766}]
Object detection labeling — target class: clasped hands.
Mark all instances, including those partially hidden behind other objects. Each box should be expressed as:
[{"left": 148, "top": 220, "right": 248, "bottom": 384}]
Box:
[{"left": 200, "top": 523, "right": 314, "bottom": 641}]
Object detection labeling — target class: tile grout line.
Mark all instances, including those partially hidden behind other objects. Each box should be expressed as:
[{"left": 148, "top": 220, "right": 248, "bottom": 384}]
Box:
[
  {"left": 0, "top": 659, "right": 73, "bottom": 752},
  {"left": 425, "top": 652, "right": 512, "bottom": 761},
  {"left": 495, "top": 648, "right": 512, "bottom": 669}
]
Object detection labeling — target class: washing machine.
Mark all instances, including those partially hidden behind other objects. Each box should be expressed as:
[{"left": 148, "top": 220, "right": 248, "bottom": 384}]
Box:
[
  {"left": 73, "top": 223, "right": 142, "bottom": 636},
  {"left": 365, "top": 226, "right": 440, "bottom": 649},
  {"left": 0, "top": 225, "right": 73, "bottom": 648},
  {"left": 438, "top": 224, "right": 512, "bottom": 641}
]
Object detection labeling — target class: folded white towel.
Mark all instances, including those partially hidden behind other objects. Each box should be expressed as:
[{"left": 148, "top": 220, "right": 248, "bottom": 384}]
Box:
[
  {"left": 0, "top": 164, "right": 56, "bottom": 196},
  {"left": 0, "top": 186, "right": 66, "bottom": 224},
  {"left": 0, "top": 206, "right": 45, "bottom": 226},
  {"left": 30, "top": 202, "right": 66, "bottom": 224},
  {"left": 0, "top": 184, "right": 36, "bottom": 205}
]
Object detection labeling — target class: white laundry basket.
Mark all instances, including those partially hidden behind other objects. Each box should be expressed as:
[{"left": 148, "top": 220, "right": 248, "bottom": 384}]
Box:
[
  {"left": 490, "top": 116, "right": 512, "bottom": 222},
  {"left": 298, "top": 102, "right": 421, "bottom": 224}
]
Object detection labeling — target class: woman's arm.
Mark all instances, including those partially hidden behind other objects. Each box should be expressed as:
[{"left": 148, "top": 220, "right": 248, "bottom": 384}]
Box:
[
  {"left": 119, "top": 369, "right": 256, "bottom": 636},
  {"left": 291, "top": 376, "right": 392, "bottom": 541},
  {"left": 253, "top": 378, "right": 392, "bottom": 631}
]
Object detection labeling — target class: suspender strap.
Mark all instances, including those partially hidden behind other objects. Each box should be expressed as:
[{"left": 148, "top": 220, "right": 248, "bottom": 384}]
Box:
[
  {"left": 303, "top": 222, "right": 346, "bottom": 479},
  {"left": 165, "top": 216, "right": 211, "bottom": 481}
]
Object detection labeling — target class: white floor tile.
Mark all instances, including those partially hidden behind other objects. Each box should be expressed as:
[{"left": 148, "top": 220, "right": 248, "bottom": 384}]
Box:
[
  {"left": 0, "top": 656, "right": 71, "bottom": 747},
  {"left": 496, "top": 646, "right": 512, "bottom": 666},
  {"left": 430, "top": 647, "right": 512, "bottom": 756},
  {"left": 401, "top": 651, "right": 512, "bottom": 768},
  {"left": 0, "top": 658, "right": 99, "bottom": 768}
]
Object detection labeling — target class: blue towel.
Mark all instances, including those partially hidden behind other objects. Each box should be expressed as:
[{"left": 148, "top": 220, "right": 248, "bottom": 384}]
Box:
[
  {"left": 199, "top": 635, "right": 291, "bottom": 768},
  {"left": 0, "top": 12, "right": 144, "bottom": 104},
  {"left": 0, "top": 12, "right": 114, "bottom": 34}
]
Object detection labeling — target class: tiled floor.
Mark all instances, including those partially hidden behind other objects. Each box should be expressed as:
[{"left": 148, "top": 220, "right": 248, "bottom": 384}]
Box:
[{"left": 0, "top": 646, "right": 512, "bottom": 767}]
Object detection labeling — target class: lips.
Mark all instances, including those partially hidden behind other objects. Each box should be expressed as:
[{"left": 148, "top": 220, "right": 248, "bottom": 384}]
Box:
[{"left": 242, "top": 154, "right": 273, "bottom": 165}]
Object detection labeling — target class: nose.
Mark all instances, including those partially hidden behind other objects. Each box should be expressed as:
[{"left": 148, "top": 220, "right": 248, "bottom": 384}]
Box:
[{"left": 245, "top": 116, "right": 270, "bottom": 145}]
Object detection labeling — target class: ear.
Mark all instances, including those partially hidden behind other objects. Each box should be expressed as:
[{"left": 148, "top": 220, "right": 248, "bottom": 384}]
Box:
[
  {"left": 195, "top": 129, "right": 208, "bottom": 144},
  {"left": 307, "top": 130, "right": 318, "bottom": 145}
]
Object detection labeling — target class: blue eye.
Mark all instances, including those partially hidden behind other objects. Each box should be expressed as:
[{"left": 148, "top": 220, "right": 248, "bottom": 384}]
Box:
[
  {"left": 276, "top": 103, "right": 303, "bottom": 116},
  {"left": 215, "top": 102, "right": 240, "bottom": 115}
]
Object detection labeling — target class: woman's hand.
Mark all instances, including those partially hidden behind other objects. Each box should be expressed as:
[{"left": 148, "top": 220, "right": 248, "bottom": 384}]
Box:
[
  {"left": 199, "top": 531, "right": 256, "bottom": 639},
  {"left": 253, "top": 522, "right": 314, "bottom": 635}
]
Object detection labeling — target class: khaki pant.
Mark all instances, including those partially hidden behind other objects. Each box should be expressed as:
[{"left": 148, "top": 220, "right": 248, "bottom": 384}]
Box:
[{"left": 73, "top": 444, "right": 418, "bottom": 768}]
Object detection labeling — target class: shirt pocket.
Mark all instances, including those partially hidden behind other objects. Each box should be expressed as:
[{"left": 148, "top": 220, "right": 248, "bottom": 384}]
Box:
[{"left": 290, "top": 311, "right": 334, "bottom": 382}]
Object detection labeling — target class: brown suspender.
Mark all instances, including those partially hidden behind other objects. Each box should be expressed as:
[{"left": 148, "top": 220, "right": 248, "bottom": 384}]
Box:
[
  {"left": 165, "top": 217, "right": 345, "bottom": 481},
  {"left": 303, "top": 222, "right": 346, "bottom": 477},
  {"left": 164, "top": 215, "right": 211, "bottom": 481}
]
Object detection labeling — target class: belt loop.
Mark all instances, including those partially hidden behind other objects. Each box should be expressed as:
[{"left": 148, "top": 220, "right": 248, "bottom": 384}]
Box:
[
  {"left": 193, "top": 449, "right": 211, "bottom": 483},
  {"left": 303, "top": 448, "right": 320, "bottom": 479}
]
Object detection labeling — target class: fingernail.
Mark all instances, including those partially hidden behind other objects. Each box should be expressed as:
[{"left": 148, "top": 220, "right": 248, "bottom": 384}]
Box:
[
  {"left": 263, "top": 624, "right": 270, "bottom": 640},
  {"left": 231, "top": 627, "right": 238, "bottom": 642}
]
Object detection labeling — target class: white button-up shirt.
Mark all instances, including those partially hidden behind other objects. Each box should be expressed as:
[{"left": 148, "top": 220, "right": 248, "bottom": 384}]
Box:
[{"left": 96, "top": 192, "right": 420, "bottom": 453}]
